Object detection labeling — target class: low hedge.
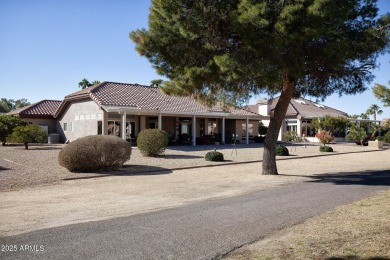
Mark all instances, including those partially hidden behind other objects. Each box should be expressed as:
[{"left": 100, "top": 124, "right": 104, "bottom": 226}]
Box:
[
  {"left": 58, "top": 135, "right": 131, "bottom": 172},
  {"left": 205, "top": 151, "right": 224, "bottom": 161},
  {"left": 320, "top": 145, "right": 333, "bottom": 152},
  {"left": 276, "top": 145, "right": 289, "bottom": 156}
]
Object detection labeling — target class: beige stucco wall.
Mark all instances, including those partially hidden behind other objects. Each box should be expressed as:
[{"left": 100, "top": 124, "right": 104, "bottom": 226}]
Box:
[
  {"left": 162, "top": 117, "right": 175, "bottom": 136},
  {"left": 57, "top": 100, "right": 102, "bottom": 142},
  {"left": 22, "top": 118, "right": 56, "bottom": 134}
]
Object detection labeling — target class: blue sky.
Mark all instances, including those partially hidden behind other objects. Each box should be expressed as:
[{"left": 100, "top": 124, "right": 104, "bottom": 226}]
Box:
[{"left": 0, "top": 0, "right": 389, "bottom": 120}]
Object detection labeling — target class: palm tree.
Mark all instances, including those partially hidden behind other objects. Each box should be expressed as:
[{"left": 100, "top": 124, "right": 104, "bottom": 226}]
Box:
[
  {"left": 78, "top": 79, "right": 100, "bottom": 89},
  {"left": 78, "top": 78, "right": 91, "bottom": 89},
  {"left": 366, "top": 104, "right": 383, "bottom": 121},
  {"left": 91, "top": 80, "right": 101, "bottom": 85},
  {"left": 359, "top": 113, "right": 369, "bottom": 119}
]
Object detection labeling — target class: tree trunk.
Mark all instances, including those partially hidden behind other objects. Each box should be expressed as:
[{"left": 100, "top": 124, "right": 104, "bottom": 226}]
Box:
[
  {"left": 24, "top": 142, "right": 28, "bottom": 150},
  {"left": 1, "top": 141, "right": 5, "bottom": 146},
  {"left": 262, "top": 73, "right": 295, "bottom": 175}
]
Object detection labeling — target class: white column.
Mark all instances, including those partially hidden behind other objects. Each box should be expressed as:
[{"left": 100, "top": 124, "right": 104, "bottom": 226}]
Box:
[
  {"left": 222, "top": 117, "right": 226, "bottom": 144},
  {"left": 192, "top": 115, "right": 196, "bottom": 146},
  {"left": 102, "top": 109, "right": 108, "bottom": 135},
  {"left": 158, "top": 114, "right": 162, "bottom": 129},
  {"left": 121, "top": 111, "right": 127, "bottom": 140},
  {"left": 297, "top": 118, "right": 302, "bottom": 136},
  {"left": 246, "top": 117, "right": 249, "bottom": 144}
]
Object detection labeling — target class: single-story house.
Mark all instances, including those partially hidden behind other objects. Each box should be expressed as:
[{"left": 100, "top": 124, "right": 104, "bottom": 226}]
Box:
[
  {"left": 12, "top": 81, "right": 264, "bottom": 145},
  {"left": 8, "top": 100, "right": 62, "bottom": 135},
  {"left": 246, "top": 97, "right": 349, "bottom": 140}
]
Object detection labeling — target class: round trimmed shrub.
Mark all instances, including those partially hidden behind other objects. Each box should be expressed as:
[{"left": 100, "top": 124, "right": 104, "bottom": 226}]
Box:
[
  {"left": 59, "top": 135, "right": 131, "bottom": 172},
  {"left": 276, "top": 145, "right": 289, "bottom": 156},
  {"left": 320, "top": 145, "right": 333, "bottom": 152},
  {"left": 137, "top": 129, "right": 168, "bottom": 156},
  {"left": 205, "top": 151, "right": 224, "bottom": 161}
]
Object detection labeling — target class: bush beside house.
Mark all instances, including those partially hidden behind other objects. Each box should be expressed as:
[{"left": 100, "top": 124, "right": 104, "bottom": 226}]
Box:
[
  {"left": 137, "top": 129, "right": 168, "bottom": 156},
  {"left": 0, "top": 115, "right": 27, "bottom": 146},
  {"left": 58, "top": 135, "right": 131, "bottom": 172},
  {"left": 316, "top": 130, "right": 334, "bottom": 152},
  {"left": 10, "top": 124, "right": 47, "bottom": 149},
  {"left": 346, "top": 125, "right": 368, "bottom": 146},
  {"left": 283, "top": 131, "right": 302, "bottom": 142}
]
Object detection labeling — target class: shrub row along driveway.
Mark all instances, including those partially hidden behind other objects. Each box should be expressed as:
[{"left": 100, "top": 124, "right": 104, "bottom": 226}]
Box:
[{"left": 0, "top": 143, "right": 374, "bottom": 191}]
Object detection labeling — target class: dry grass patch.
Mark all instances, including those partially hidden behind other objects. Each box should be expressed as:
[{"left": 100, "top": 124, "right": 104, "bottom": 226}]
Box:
[{"left": 226, "top": 190, "right": 390, "bottom": 260}]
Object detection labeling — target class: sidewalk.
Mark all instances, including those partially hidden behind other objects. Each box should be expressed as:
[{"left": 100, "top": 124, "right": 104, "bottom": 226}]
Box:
[{"left": 1, "top": 148, "right": 389, "bottom": 237}]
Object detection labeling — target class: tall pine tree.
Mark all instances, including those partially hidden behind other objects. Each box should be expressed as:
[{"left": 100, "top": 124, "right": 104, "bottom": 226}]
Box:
[{"left": 131, "top": 0, "right": 389, "bottom": 175}]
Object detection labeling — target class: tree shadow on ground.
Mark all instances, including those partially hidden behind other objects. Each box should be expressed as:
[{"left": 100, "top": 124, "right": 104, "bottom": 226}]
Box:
[
  {"left": 160, "top": 154, "right": 204, "bottom": 159},
  {"left": 117, "top": 165, "right": 173, "bottom": 175},
  {"left": 166, "top": 143, "right": 264, "bottom": 152},
  {"left": 63, "top": 165, "right": 173, "bottom": 181},
  {"left": 0, "top": 165, "right": 10, "bottom": 171},
  {"left": 327, "top": 256, "right": 389, "bottom": 260},
  {"left": 30, "top": 147, "right": 63, "bottom": 150},
  {"left": 280, "top": 170, "right": 390, "bottom": 186}
]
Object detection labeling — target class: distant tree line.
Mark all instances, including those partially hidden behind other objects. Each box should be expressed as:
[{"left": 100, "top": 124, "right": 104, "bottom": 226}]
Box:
[{"left": 0, "top": 98, "right": 30, "bottom": 113}]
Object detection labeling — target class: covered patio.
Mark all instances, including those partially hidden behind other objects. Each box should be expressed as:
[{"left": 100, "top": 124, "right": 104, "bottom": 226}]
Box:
[{"left": 99, "top": 105, "right": 261, "bottom": 146}]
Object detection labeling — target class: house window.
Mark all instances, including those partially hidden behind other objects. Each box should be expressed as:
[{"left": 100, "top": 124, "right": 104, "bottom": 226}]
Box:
[
  {"left": 149, "top": 122, "right": 158, "bottom": 129},
  {"left": 64, "top": 122, "right": 72, "bottom": 132},
  {"left": 181, "top": 123, "right": 189, "bottom": 134},
  {"left": 108, "top": 121, "right": 121, "bottom": 137},
  {"left": 242, "top": 123, "right": 254, "bottom": 137},
  {"left": 208, "top": 122, "right": 216, "bottom": 135},
  {"left": 97, "top": 121, "right": 102, "bottom": 135},
  {"left": 286, "top": 120, "right": 297, "bottom": 133}
]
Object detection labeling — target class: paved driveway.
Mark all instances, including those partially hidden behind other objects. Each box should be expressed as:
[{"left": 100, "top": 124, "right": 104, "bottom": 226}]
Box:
[
  {"left": 1, "top": 160, "right": 389, "bottom": 259},
  {"left": 1, "top": 148, "right": 389, "bottom": 238}
]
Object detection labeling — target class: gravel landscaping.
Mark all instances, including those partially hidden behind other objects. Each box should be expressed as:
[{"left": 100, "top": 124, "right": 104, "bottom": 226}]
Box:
[{"left": 0, "top": 142, "right": 382, "bottom": 191}]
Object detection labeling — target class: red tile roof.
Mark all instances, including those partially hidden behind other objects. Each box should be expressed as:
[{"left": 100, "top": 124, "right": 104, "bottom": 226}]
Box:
[
  {"left": 61, "top": 82, "right": 260, "bottom": 118},
  {"left": 246, "top": 97, "right": 348, "bottom": 118},
  {"left": 9, "top": 100, "right": 62, "bottom": 118}
]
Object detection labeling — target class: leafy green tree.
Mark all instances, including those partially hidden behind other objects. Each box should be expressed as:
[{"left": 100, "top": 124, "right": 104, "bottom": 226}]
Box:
[
  {"left": 10, "top": 125, "right": 48, "bottom": 149},
  {"left": 0, "top": 98, "right": 14, "bottom": 113},
  {"left": 360, "top": 113, "right": 369, "bottom": 120},
  {"left": 258, "top": 121, "right": 268, "bottom": 136},
  {"left": 14, "top": 98, "right": 30, "bottom": 110},
  {"left": 346, "top": 125, "right": 368, "bottom": 146},
  {"left": 348, "top": 114, "right": 360, "bottom": 119},
  {"left": 150, "top": 79, "right": 164, "bottom": 87},
  {"left": 131, "top": 0, "right": 389, "bottom": 175},
  {"left": 0, "top": 115, "right": 27, "bottom": 146},
  {"left": 78, "top": 79, "right": 101, "bottom": 89},
  {"left": 312, "top": 116, "right": 351, "bottom": 137},
  {"left": 372, "top": 82, "right": 390, "bottom": 107},
  {"left": 366, "top": 104, "right": 383, "bottom": 121},
  {"left": 0, "top": 98, "right": 30, "bottom": 113}
]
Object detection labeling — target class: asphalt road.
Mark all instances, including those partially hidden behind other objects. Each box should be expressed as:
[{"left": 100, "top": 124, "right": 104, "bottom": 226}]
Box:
[{"left": 1, "top": 170, "right": 389, "bottom": 260}]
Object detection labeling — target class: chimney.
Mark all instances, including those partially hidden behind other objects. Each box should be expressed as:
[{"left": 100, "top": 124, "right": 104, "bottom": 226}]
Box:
[{"left": 257, "top": 99, "right": 272, "bottom": 116}]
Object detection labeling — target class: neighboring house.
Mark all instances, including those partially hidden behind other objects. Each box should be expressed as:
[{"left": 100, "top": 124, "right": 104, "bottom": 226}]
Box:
[
  {"left": 382, "top": 118, "right": 390, "bottom": 126},
  {"left": 246, "top": 97, "right": 349, "bottom": 141},
  {"left": 53, "top": 81, "right": 263, "bottom": 145},
  {"left": 8, "top": 100, "right": 62, "bottom": 135}
]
